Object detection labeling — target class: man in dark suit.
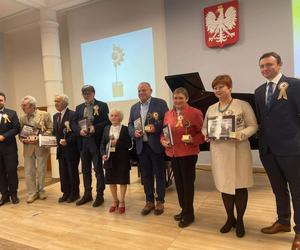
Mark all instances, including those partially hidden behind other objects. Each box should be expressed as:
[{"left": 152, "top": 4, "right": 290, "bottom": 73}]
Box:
[
  {"left": 128, "top": 82, "right": 168, "bottom": 215},
  {"left": 53, "top": 94, "right": 80, "bottom": 203},
  {"left": 0, "top": 92, "right": 20, "bottom": 205},
  {"left": 74, "top": 85, "right": 109, "bottom": 207},
  {"left": 254, "top": 52, "right": 300, "bottom": 250}
]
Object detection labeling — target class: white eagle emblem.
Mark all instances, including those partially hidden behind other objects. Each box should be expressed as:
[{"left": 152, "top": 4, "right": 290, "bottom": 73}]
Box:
[{"left": 205, "top": 5, "right": 237, "bottom": 44}]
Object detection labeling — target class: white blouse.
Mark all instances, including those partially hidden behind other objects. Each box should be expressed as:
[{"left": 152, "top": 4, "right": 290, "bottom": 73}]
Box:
[{"left": 109, "top": 124, "right": 122, "bottom": 140}]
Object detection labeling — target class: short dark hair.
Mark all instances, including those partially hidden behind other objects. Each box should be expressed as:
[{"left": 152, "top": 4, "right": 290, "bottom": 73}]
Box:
[
  {"left": 212, "top": 75, "right": 232, "bottom": 89},
  {"left": 173, "top": 87, "right": 189, "bottom": 99},
  {"left": 259, "top": 52, "right": 282, "bottom": 65},
  {"left": 81, "top": 85, "right": 95, "bottom": 94},
  {"left": 0, "top": 92, "right": 6, "bottom": 100}
]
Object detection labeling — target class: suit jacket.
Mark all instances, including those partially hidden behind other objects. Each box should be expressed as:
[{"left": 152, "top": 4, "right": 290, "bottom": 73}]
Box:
[
  {"left": 128, "top": 97, "right": 169, "bottom": 155},
  {"left": 0, "top": 108, "right": 20, "bottom": 154},
  {"left": 73, "top": 99, "right": 110, "bottom": 151},
  {"left": 19, "top": 109, "right": 53, "bottom": 157},
  {"left": 255, "top": 74, "right": 300, "bottom": 156},
  {"left": 53, "top": 108, "right": 79, "bottom": 160},
  {"left": 100, "top": 125, "right": 131, "bottom": 170}
]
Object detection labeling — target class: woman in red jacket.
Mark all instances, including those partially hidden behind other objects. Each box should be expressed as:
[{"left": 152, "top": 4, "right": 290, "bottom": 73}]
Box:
[{"left": 161, "top": 87, "right": 204, "bottom": 228}]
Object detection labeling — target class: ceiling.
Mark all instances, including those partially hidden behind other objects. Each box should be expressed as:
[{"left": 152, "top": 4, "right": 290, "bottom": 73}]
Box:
[{"left": 0, "top": 0, "right": 94, "bottom": 21}]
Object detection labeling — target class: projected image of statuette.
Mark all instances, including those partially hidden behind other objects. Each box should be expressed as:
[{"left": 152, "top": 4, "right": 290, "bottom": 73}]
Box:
[{"left": 112, "top": 44, "right": 125, "bottom": 97}]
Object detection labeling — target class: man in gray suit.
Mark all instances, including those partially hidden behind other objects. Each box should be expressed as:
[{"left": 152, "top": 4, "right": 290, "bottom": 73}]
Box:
[
  {"left": 19, "top": 96, "right": 53, "bottom": 203},
  {"left": 128, "top": 82, "right": 168, "bottom": 215}
]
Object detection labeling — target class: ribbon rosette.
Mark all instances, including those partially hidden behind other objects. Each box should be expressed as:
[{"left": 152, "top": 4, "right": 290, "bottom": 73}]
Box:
[
  {"left": 64, "top": 121, "right": 72, "bottom": 133},
  {"left": 39, "top": 114, "right": 46, "bottom": 132},
  {"left": 175, "top": 114, "right": 184, "bottom": 127},
  {"left": 152, "top": 112, "right": 159, "bottom": 121},
  {"left": 2, "top": 114, "right": 11, "bottom": 124},
  {"left": 277, "top": 82, "right": 289, "bottom": 100},
  {"left": 93, "top": 105, "right": 99, "bottom": 116}
]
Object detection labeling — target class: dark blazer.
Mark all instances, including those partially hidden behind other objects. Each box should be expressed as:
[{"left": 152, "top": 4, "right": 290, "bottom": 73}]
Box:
[
  {"left": 128, "top": 97, "right": 168, "bottom": 155},
  {"left": 100, "top": 125, "right": 132, "bottom": 170},
  {"left": 0, "top": 108, "right": 20, "bottom": 154},
  {"left": 255, "top": 75, "right": 300, "bottom": 156},
  {"left": 73, "top": 99, "right": 110, "bottom": 150},
  {"left": 53, "top": 108, "right": 79, "bottom": 160}
]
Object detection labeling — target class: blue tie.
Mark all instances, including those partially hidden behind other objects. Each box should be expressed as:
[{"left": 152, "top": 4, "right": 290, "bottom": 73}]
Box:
[{"left": 266, "top": 82, "right": 274, "bottom": 108}]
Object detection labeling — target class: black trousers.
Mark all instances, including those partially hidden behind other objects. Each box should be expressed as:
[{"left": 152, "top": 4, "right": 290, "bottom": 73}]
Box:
[
  {"left": 138, "top": 143, "right": 165, "bottom": 202},
  {"left": 0, "top": 151, "right": 18, "bottom": 196},
  {"left": 171, "top": 155, "right": 198, "bottom": 221},
  {"left": 260, "top": 152, "right": 300, "bottom": 233},
  {"left": 81, "top": 137, "right": 105, "bottom": 196},
  {"left": 58, "top": 151, "right": 80, "bottom": 197}
]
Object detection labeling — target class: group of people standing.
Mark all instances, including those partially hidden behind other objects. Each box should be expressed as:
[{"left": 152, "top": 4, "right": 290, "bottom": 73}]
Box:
[{"left": 0, "top": 51, "right": 299, "bottom": 249}]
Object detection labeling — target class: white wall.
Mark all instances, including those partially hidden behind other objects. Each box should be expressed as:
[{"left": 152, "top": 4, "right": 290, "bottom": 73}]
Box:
[
  {"left": 164, "top": 0, "right": 294, "bottom": 166},
  {"left": 65, "top": 0, "right": 169, "bottom": 122},
  {"left": 165, "top": 0, "right": 294, "bottom": 91},
  {"left": 0, "top": 33, "right": 5, "bottom": 91}
]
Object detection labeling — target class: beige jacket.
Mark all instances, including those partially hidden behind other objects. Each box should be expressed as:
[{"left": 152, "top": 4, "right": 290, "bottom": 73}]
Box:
[
  {"left": 202, "top": 99, "right": 258, "bottom": 194},
  {"left": 19, "top": 109, "right": 53, "bottom": 157}
]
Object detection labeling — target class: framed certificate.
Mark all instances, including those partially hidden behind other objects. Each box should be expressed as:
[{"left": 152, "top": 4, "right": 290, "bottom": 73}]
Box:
[
  {"left": 207, "top": 115, "right": 235, "bottom": 140},
  {"left": 163, "top": 124, "right": 174, "bottom": 145},
  {"left": 133, "top": 116, "right": 143, "bottom": 131},
  {"left": 38, "top": 135, "right": 57, "bottom": 147},
  {"left": 20, "top": 124, "right": 40, "bottom": 139}
]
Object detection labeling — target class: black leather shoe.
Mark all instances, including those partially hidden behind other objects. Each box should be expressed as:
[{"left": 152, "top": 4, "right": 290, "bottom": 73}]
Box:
[
  {"left": 174, "top": 213, "right": 182, "bottom": 221},
  {"left": 236, "top": 221, "right": 245, "bottom": 238},
  {"left": 220, "top": 218, "right": 237, "bottom": 233},
  {"left": 92, "top": 195, "right": 104, "bottom": 207},
  {"left": 178, "top": 218, "right": 195, "bottom": 228},
  {"left": 67, "top": 194, "right": 80, "bottom": 203},
  {"left": 58, "top": 193, "right": 69, "bottom": 203},
  {"left": 76, "top": 194, "right": 93, "bottom": 206},
  {"left": 11, "top": 194, "right": 20, "bottom": 204},
  {"left": 0, "top": 196, "right": 10, "bottom": 206}
]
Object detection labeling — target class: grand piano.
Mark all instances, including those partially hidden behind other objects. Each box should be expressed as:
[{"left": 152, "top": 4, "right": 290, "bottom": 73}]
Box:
[{"left": 165, "top": 72, "right": 259, "bottom": 150}]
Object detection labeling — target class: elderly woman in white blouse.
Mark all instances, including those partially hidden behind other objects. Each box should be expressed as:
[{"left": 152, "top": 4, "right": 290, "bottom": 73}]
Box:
[
  {"left": 202, "top": 75, "right": 258, "bottom": 238},
  {"left": 100, "top": 109, "right": 132, "bottom": 214}
]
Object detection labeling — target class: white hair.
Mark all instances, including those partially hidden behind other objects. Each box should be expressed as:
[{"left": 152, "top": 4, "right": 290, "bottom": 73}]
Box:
[
  {"left": 55, "top": 94, "right": 69, "bottom": 105},
  {"left": 21, "top": 95, "right": 37, "bottom": 107},
  {"left": 109, "top": 108, "right": 124, "bottom": 121}
]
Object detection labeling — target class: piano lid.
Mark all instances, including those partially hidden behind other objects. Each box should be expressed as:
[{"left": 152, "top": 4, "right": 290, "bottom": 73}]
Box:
[
  {"left": 165, "top": 72, "right": 212, "bottom": 106},
  {"left": 165, "top": 72, "right": 256, "bottom": 115}
]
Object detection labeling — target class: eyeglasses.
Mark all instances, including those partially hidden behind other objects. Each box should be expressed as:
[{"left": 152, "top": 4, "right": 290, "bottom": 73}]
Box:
[{"left": 82, "top": 92, "right": 93, "bottom": 96}]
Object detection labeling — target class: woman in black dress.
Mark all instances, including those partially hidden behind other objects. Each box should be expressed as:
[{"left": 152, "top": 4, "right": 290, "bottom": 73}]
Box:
[{"left": 100, "top": 109, "right": 131, "bottom": 213}]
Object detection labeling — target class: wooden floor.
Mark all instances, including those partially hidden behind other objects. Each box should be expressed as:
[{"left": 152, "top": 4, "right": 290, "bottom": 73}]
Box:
[{"left": 0, "top": 168, "right": 295, "bottom": 250}]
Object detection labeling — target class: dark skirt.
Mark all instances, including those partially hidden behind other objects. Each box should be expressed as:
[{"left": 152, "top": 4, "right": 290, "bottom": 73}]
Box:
[
  {"left": 105, "top": 168, "right": 130, "bottom": 184},
  {"left": 104, "top": 153, "right": 130, "bottom": 184}
]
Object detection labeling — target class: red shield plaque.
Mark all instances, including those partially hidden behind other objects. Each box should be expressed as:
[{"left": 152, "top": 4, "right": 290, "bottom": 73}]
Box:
[{"left": 204, "top": 0, "right": 239, "bottom": 48}]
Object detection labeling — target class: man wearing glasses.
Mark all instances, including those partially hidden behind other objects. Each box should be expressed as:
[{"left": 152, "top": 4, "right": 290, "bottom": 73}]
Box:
[{"left": 74, "top": 85, "right": 110, "bottom": 207}]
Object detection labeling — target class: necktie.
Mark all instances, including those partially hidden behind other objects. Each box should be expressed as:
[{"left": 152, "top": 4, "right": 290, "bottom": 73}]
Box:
[
  {"left": 266, "top": 82, "right": 274, "bottom": 108},
  {"left": 57, "top": 113, "right": 62, "bottom": 129}
]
